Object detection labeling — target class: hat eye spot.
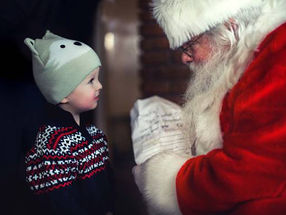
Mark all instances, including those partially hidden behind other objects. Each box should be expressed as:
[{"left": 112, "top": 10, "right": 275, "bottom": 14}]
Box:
[
  {"left": 74, "top": 41, "right": 82, "bottom": 46},
  {"left": 60, "top": 44, "right": 66, "bottom": 48}
]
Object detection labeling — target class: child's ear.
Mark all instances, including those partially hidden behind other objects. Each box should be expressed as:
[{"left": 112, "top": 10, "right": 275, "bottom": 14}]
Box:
[
  {"left": 43, "top": 30, "right": 63, "bottom": 40},
  {"left": 60, "top": 97, "right": 69, "bottom": 104}
]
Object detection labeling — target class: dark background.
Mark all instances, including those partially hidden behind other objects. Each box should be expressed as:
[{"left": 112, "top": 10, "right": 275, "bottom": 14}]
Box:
[{"left": 0, "top": 0, "right": 101, "bottom": 214}]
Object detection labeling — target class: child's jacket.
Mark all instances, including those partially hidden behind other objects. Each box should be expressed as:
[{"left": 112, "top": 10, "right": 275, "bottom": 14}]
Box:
[{"left": 24, "top": 104, "right": 113, "bottom": 215}]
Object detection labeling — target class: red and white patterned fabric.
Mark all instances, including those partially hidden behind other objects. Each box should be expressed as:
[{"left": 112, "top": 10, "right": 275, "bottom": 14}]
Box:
[{"left": 25, "top": 124, "right": 109, "bottom": 194}]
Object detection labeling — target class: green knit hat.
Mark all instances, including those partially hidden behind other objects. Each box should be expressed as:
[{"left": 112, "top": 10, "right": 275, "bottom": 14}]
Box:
[{"left": 24, "top": 30, "right": 101, "bottom": 104}]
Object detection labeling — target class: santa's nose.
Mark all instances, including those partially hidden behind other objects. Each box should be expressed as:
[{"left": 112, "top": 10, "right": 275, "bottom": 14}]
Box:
[{"left": 181, "top": 52, "right": 193, "bottom": 65}]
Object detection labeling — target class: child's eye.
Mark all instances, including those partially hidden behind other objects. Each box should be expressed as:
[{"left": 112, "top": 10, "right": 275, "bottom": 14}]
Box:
[{"left": 88, "top": 78, "right": 94, "bottom": 84}]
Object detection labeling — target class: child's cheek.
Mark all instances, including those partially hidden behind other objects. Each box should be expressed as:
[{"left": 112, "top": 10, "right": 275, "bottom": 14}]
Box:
[{"left": 82, "top": 96, "right": 98, "bottom": 110}]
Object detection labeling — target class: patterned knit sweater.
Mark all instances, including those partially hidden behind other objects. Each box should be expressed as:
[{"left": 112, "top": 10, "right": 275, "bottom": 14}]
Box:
[{"left": 24, "top": 104, "right": 113, "bottom": 215}]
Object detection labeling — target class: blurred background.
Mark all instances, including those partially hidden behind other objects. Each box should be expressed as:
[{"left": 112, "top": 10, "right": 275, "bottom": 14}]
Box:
[{"left": 0, "top": 0, "right": 190, "bottom": 214}]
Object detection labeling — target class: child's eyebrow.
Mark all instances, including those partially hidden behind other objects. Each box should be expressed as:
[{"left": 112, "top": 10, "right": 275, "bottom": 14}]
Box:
[
  {"left": 89, "top": 69, "right": 99, "bottom": 77},
  {"left": 95, "top": 67, "right": 100, "bottom": 73}
]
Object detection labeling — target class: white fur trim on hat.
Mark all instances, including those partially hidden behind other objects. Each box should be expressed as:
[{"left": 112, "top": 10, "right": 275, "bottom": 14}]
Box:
[{"left": 152, "top": 0, "right": 264, "bottom": 49}]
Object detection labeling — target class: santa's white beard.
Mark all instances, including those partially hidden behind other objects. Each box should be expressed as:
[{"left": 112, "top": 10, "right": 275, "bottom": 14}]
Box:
[
  {"left": 183, "top": 37, "right": 235, "bottom": 155},
  {"left": 185, "top": 43, "right": 228, "bottom": 101}
]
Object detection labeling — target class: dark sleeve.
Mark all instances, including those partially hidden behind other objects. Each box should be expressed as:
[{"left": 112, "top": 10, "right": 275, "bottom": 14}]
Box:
[
  {"left": 76, "top": 163, "right": 115, "bottom": 214},
  {"left": 74, "top": 127, "right": 115, "bottom": 214},
  {"left": 25, "top": 126, "right": 89, "bottom": 215},
  {"left": 38, "top": 184, "right": 88, "bottom": 215}
]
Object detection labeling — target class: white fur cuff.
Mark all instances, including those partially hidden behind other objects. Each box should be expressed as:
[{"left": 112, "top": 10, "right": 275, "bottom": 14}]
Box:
[{"left": 141, "top": 152, "right": 189, "bottom": 215}]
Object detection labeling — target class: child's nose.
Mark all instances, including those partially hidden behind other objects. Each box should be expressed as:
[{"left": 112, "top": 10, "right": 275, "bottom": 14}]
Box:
[{"left": 96, "top": 81, "right": 103, "bottom": 91}]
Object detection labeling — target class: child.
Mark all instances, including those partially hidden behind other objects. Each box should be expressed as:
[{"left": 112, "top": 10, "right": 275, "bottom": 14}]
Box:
[{"left": 24, "top": 30, "right": 113, "bottom": 215}]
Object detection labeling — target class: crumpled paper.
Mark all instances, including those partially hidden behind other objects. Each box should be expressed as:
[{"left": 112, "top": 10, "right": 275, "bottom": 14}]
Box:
[{"left": 130, "top": 96, "right": 190, "bottom": 164}]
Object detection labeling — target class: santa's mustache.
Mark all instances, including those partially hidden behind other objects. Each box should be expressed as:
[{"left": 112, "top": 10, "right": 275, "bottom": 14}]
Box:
[{"left": 184, "top": 46, "right": 226, "bottom": 101}]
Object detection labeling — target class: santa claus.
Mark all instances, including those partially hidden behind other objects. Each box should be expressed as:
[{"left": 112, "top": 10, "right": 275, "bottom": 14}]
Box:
[{"left": 132, "top": 0, "right": 286, "bottom": 214}]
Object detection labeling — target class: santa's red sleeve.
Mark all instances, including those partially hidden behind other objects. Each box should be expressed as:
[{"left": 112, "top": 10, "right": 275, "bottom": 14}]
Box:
[{"left": 176, "top": 23, "right": 286, "bottom": 214}]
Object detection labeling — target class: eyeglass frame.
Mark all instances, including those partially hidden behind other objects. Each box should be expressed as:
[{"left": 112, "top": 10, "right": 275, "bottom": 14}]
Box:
[{"left": 179, "top": 34, "right": 203, "bottom": 58}]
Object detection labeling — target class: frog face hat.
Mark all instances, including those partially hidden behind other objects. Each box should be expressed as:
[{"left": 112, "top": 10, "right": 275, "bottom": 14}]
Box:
[{"left": 24, "top": 30, "right": 101, "bottom": 104}]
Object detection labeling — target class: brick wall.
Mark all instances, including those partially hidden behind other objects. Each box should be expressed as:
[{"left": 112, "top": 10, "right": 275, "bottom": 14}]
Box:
[{"left": 138, "top": 0, "right": 191, "bottom": 105}]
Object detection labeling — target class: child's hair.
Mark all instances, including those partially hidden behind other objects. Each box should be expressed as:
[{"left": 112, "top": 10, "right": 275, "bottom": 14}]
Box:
[{"left": 24, "top": 30, "right": 101, "bottom": 104}]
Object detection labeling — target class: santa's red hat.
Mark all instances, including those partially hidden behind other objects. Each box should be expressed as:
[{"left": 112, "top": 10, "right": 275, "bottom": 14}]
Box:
[{"left": 152, "top": 0, "right": 263, "bottom": 49}]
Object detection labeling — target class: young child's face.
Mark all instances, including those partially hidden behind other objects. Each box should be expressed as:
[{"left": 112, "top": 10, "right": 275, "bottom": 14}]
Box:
[{"left": 64, "top": 68, "right": 102, "bottom": 114}]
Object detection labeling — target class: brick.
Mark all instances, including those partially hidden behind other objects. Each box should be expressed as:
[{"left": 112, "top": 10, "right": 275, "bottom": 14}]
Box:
[
  {"left": 157, "top": 65, "right": 191, "bottom": 79},
  {"left": 140, "top": 37, "right": 169, "bottom": 50},
  {"left": 141, "top": 78, "right": 189, "bottom": 95},
  {"left": 171, "top": 49, "right": 186, "bottom": 64},
  {"left": 142, "top": 80, "right": 170, "bottom": 94},
  {"left": 138, "top": 0, "right": 193, "bottom": 101},
  {"left": 140, "top": 68, "right": 158, "bottom": 79},
  {"left": 169, "top": 79, "right": 190, "bottom": 93},
  {"left": 141, "top": 51, "right": 170, "bottom": 65},
  {"left": 140, "top": 65, "right": 191, "bottom": 79},
  {"left": 141, "top": 94, "right": 185, "bottom": 106},
  {"left": 139, "top": 10, "right": 155, "bottom": 22},
  {"left": 163, "top": 95, "right": 185, "bottom": 105},
  {"left": 138, "top": 0, "right": 152, "bottom": 10},
  {"left": 140, "top": 68, "right": 166, "bottom": 79},
  {"left": 140, "top": 23, "right": 164, "bottom": 36}
]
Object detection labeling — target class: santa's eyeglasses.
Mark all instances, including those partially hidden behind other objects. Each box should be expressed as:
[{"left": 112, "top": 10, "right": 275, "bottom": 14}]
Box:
[{"left": 179, "top": 34, "right": 203, "bottom": 58}]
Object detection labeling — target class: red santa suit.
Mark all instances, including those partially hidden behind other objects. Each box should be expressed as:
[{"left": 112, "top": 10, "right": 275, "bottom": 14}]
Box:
[
  {"left": 177, "top": 22, "right": 286, "bottom": 215},
  {"left": 132, "top": 0, "right": 286, "bottom": 215}
]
